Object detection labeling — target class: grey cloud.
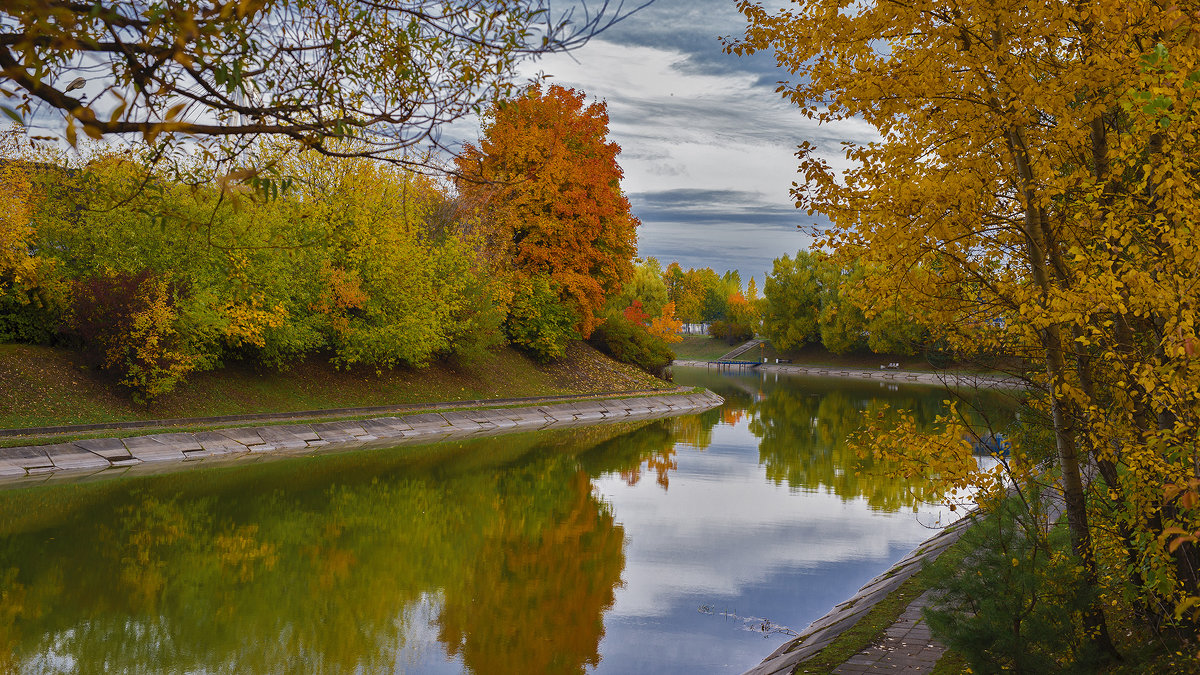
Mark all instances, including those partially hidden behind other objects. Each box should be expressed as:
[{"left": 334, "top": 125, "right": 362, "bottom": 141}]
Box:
[
  {"left": 596, "top": 0, "right": 787, "bottom": 81},
  {"left": 632, "top": 190, "right": 831, "bottom": 279},
  {"left": 631, "top": 188, "right": 804, "bottom": 227}
]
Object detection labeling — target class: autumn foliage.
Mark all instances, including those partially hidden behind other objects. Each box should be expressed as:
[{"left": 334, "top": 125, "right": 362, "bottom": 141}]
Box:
[
  {"left": 731, "top": 0, "right": 1200, "bottom": 657},
  {"left": 0, "top": 83, "right": 649, "bottom": 396},
  {"left": 455, "top": 85, "right": 638, "bottom": 340}
]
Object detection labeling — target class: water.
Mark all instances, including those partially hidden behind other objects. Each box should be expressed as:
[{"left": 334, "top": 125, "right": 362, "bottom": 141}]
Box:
[{"left": 0, "top": 367, "right": 1018, "bottom": 674}]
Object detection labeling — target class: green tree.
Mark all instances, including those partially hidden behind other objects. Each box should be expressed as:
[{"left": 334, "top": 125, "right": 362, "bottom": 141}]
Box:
[
  {"left": 761, "top": 251, "right": 825, "bottom": 351},
  {"left": 818, "top": 264, "right": 867, "bottom": 355}
]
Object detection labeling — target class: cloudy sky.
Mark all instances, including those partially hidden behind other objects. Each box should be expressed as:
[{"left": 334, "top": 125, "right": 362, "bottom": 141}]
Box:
[{"left": 492, "top": 0, "right": 879, "bottom": 285}]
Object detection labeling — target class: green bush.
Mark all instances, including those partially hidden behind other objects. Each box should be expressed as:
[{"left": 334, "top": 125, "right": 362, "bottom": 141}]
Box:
[
  {"left": 504, "top": 276, "right": 579, "bottom": 362},
  {"left": 923, "top": 492, "right": 1101, "bottom": 674},
  {"left": 589, "top": 314, "right": 673, "bottom": 376},
  {"left": 708, "top": 319, "right": 754, "bottom": 345},
  {"left": 0, "top": 287, "right": 61, "bottom": 344}
]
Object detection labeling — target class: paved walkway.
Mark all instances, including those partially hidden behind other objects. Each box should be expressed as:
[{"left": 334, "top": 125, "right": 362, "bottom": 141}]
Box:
[
  {"left": 0, "top": 390, "right": 724, "bottom": 485},
  {"left": 832, "top": 592, "right": 945, "bottom": 674}
]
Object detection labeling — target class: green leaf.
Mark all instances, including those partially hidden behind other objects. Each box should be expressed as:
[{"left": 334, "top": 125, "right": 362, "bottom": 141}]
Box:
[{"left": 0, "top": 105, "right": 23, "bottom": 124}]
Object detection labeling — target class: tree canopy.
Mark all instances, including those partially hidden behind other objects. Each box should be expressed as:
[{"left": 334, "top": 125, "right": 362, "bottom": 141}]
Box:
[
  {"left": 455, "top": 84, "right": 638, "bottom": 339},
  {"left": 0, "top": 1, "right": 640, "bottom": 166},
  {"left": 730, "top": 0, "right": 1200, "bottom": 654}
]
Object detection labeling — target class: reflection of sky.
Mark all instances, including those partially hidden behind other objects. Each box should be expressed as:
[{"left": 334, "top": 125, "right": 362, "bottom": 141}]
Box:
[{"left": 590, "top": 402, "right": 953, "bottom": 674}]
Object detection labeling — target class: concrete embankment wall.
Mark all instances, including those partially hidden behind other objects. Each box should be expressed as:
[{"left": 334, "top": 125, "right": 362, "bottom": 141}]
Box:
[
  {"left": 673, "top": 360, "right": 1025, "bottom": 389},
  {"left": 741, "top": 517, "right": 974, "bottom": 675},
  {"left": 0, "top": 390, "right": 724, "bottom": 486}
]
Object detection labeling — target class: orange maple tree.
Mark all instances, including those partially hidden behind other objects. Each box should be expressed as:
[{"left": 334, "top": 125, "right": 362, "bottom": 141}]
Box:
[{"left": 455, "top": 85, "right": 638, "bottom": 337}]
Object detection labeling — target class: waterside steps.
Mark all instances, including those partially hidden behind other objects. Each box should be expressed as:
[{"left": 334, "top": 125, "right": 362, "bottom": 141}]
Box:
[{"left": 718, "top": 338, "right": 763, "bottom": 361}]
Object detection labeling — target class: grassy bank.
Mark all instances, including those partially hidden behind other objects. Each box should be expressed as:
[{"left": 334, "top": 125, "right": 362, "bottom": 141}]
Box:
[
  {"left": 794, "top": 514, "right": 1195, "bottom": 675},
  {"left": 671, "top": 335, "right": 737, "bottom": 361},
  {"left": 0, "top": 340, "right": 671, "bottom": 430}
]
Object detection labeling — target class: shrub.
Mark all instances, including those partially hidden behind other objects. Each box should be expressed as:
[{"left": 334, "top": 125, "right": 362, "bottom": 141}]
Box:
[
  {"left": 504, "top": 276, "right": 579, "bottom": 362},
  {"left": 708, "top": 319, "right": 753, "bottom": 345},
  {"left": 70, "top": 270, "right": 201, "bottom": 402},
  {"left": 0, "top": 286, "right": 62, "bottom": 344},
  {"left": 589, "top": 313, "right": 673, "bottom": 376},
  {"left": 923, "top": 492, "right": 1101, "bottom": 673}
]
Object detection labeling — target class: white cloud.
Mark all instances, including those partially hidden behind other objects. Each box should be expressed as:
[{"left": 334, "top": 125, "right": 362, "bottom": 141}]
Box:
[
  {"left": 520, "top": 37, "right": 877, "bottom": 279},
  {"left": 593, "top": 435, "right": 949, "bottom": 620}
]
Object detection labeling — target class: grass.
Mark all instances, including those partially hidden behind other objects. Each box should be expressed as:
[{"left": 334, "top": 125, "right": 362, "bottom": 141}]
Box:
[
  {"left": 670, "top": 335, "right": 739, "bottom": 361},
  {"left": 0, "top": 340, "right": 672, "bottom": 431},
  {"left": 788, "top": 531, "right": 972, "bottom": 674},
  {"left": 791, "top": 511, "right": 1200, "bottom": 675}
]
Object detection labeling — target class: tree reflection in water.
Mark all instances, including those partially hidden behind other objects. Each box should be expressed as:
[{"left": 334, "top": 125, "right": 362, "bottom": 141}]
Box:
[
  {"left": 0, "top": 425, "right": 650, "bottom": 674},
  {"left": 675, "top": 367, "right": 1018, "bottom": 512},
  {"left": 0, "top": 374, "right": 1017, "bottom": 673}
]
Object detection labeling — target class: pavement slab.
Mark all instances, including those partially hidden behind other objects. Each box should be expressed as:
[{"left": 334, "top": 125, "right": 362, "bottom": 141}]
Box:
[
  {"left": 358, "top": 418, "right": 411, "bottom": 437},
  {"left": 252, "top": 426, "right": 310, "bottom": 450},
  {"left": 832, "top": 593, "right": 946, "bottom": 675},
  {"left": 308, "top": 423, "right": 358, "bottom": 444},
  {"left": 44, "top": 443, "right": 110, "bottom": 471},
  {"left": 216, "top": 428, "right": 272, "bottom": 448},
  {"left": 122, "top": 435, "right": 187, "bottom": 462},
  {"left": 396, "top": 413, "right": 448, "bottom": 431},
  {"left": 74, "top": 437, "right": 134, "bottom": 462},
  {"left": 193, "top": 431, "right": 249, "bottom": 455},
  {"left": 440, "top": 411, "right": 484, "bottom": 431},
  {"left": 0, "top": 446, "right": 52, "bottom": 477}
]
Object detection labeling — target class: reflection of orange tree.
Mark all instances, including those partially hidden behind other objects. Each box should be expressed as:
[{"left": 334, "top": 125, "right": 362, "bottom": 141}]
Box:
[
  {"left": 721, "top": 407, "right": 746, "bottom": 427},
  {"left": 748, "top": 387, "right": 952, "bottom": 511},
  {"left": 0, "top": 443, "right": 627, "bottom": 674},
  {"left": 437, "top": 463, "right": 625, "bottom": 675}
]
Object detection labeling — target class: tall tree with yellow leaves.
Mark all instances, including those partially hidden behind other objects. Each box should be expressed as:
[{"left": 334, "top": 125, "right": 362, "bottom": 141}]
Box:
[{"left": 730, "top": 0, "right": 1200, "bottom": 652}]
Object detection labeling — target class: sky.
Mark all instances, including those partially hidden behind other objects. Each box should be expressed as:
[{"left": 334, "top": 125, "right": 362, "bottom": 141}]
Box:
[{"left": 462, "top": 0, "right": 880, "bottom": 286}]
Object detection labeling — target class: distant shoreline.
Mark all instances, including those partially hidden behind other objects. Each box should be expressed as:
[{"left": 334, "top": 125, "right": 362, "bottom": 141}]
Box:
[{"left": 671, "top": 360, "right": 1026, "bottom": 389}]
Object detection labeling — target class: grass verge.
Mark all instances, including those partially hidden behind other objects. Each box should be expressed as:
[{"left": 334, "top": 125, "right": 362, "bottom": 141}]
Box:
[
  {"left": 1, "top": 341, "right": 672, "bottom": 430},
  {"left": 789, "top": 532, "right": 972, "bottom": 674},
  {"left": 670, "top": 335, "right": 737, "bottom": 361}
]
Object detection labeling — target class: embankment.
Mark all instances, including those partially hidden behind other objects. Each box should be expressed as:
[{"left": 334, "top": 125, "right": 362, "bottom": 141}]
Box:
[{"left": 0, "top": 389, "right": 724, "bottom": 486}]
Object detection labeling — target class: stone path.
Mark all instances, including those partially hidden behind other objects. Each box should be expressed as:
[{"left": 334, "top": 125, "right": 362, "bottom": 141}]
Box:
[
  {"left": 832, "top": 592, "right": 945, "bottom": 674},
  {"left": 0, "top": 390, "right": 724, "bottom": 486}
]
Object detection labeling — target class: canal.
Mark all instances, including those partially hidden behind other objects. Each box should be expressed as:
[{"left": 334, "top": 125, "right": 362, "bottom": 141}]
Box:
[{"left": 0, "top": 366, "right": 1018, "bottom": 674}]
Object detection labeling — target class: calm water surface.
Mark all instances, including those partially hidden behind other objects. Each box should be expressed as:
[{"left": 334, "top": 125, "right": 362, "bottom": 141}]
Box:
[{"left": 0, "top": 367, "right": 1016, "bottom": 674}]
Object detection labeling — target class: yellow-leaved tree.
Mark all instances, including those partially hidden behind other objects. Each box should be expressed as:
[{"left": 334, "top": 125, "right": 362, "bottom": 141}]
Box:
[{"left": 729, "top": 0, "right": 1200, "bottom": 655}]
